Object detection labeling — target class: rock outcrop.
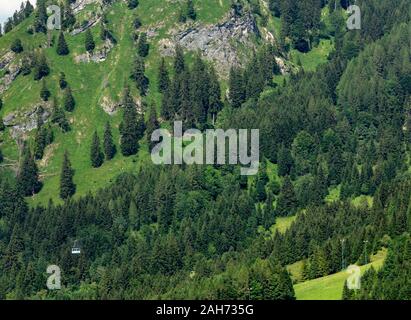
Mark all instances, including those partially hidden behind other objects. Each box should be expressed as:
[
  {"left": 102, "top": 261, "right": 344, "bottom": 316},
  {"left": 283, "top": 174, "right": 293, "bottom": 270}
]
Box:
[
  {"left": 74, "top": 38, "right": 115, "bottom": 63},
  {"left": 4, "top": 104, "right": 52, "bottom": 139},
  {"left": 159, "top": 10, "right": 260, "bottom": 76},
  {"left": 0, "top": 51, "right": 20, "bottom": 95}
]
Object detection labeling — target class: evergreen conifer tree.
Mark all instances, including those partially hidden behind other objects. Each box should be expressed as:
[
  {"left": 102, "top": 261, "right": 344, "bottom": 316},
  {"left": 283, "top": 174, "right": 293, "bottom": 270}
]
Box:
[
  {"left": 90, "top": 131, "right": 104, "bottom": 168},
  {"left": 60, "top": 151, "right": 76, "bottom": 199},
  {"left": 56, "top": 32, "right": 69, "bottom": 55},
  {"left": 103, "top": 121, "right": 116, "bottom": 160}
]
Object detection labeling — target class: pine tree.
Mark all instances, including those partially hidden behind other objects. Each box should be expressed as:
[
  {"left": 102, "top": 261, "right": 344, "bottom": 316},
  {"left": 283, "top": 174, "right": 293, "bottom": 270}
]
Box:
[
  {"left": 51, "top": 99, "right": 70, "bottom": 132},
  {"left": 228, "top": 66, "right": 245, "bottom": 108},
  {"left": 90, "top": 131, "right": 104, "bottom": 168},
  {"left": 63, "top": 86, "right": 75, "bottom": 112},
  {"left": 60, "top": 151, "right": 76, "bottom": 199},
  {"left": 59, "top": 72, "right": 67, "bottom": 89},
  {"left": 103, "top": 121, "right": 116, "bottom": 160},
  {"left": 277, "top": 145, "right": 294, "bottom": 176},
  {"left": 120, "top": 87, "right": 139, "bottom": 156},
  {"left": 85, "top": 29, "right": 95, "bottom": 52},
  {"left": 0, "top": 118, "right": 5, "bottom": 131},
  {"left": 146, "top": 106, "right": 159, "bottom": 151},
  {"left": 56, "top": 32, "right": 69, "bottom": 55},
  {"left": 40, "top": 79, "right": 50, "bottom": 101},
  {"left": 186, "top": 0, "right": 197, "bottom": 20},
  {"left": 11, "top": 38, "right": 23, "bottom": 53},
  {"left": 342, "top": 280, "right": 353, "bottom": 300},
  {"left": 174, "top": 44, "right": 185, "bottom": 75},
  {"left": 33, "top": 52, "right": 49, "bottom": 81},
  {"left": 0, "top": 98, "right": 3, "bottom": 111},
  {"left": 34, "top": 0, "right": 47, "bottom": 33},
  {"left": 158, "top": 58, "right": 170, "bottom": 93},
  {"left": 208, "top": 65, "right": 222, "bottom": 124},
  {"left": 130, "top": 56, "right": 149, "bottom": 96},
  {"left": 276, "top": 176, "right": 298, "bottom": 216},
  {"left": 17, "top": 146, "right": 41, "bottom": 196},
  {"left": 137, "top": 32, "right": 149, "bottom": 57},
  {"left": 127, "top": 0, "right": 139, "bottom": 9}
]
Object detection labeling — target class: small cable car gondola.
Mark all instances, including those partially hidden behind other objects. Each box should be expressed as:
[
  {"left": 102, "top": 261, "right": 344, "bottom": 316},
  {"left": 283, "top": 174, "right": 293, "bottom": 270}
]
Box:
[{"left": 71, "top": 240, "right": 81, "bottom": 255}]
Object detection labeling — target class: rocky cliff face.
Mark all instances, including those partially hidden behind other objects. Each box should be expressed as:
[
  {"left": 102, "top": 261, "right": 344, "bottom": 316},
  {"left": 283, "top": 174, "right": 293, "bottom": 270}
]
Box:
[
  {"left": 0, "top": 51, "right": 20, "bottom": 95},
  {"left": 159, "top": 10, "right": 260, "bottom": 76}
]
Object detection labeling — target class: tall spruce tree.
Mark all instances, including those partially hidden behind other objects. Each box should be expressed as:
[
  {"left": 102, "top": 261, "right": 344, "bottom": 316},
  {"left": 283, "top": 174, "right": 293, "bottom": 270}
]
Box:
[
  {"left": 60, "top": 151, "right": 76, "bottom": 199},
  {"left": 146, "top": 106, "right": 159, "bottom": 151},
  {"left": 56, "top": 32, "right": 69, "bottom": 55},
  {"left": 186, "top": 0, "right": 197, "bottom": 20},
  {"left": 174, "top": 44, "right": 185, "bottom": 75},
  {"left": 103, "top": 121, "right": 116, "bottom": 160},
  {"left": 130, "top": 56, "right": 149, "bottom": 96},
  {"left": 137, "top": 32, "right": 149, "bottom": 57},
  {"left": 276, "top": 176, "right": 298, "bottom": 216},
  {"left": 17, "top": 146, "right": 41, "bottom": 196},
  {"left": 34, "top": 0, "right": 47, "bottom": 33},
  {"left": 85, "top": 29, "right": 95, "bottom": 52},
  {"left": 158, "top": 58, "right": 170, "bottom": 93},
  {"left": 63, "top": 86, "right": 75, "bottom": 112},
  {"left": 120, "top": 86, "right": 139, "bottom": 156},
  {"left": 228, "top": 66, "right": 245, "bottom": 108},
  {"left": 40, "top": 79, "right": 50, "bottom": 101},
  {"left": 33, "top": 52, "right": 49, "bottom": 80},
  {"left": 90, "top": 131, "right": 104, "bottom": 168}
]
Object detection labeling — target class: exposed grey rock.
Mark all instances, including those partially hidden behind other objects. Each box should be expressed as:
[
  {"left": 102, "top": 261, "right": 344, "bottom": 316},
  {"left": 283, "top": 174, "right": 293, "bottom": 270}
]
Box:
[
  {"left": 0, "top": 51, "right": 21, "bottom": 95},
  {"left": 71, "top": 0, "right": 102, "bottom": 14},
  {"left": 71, "top": 16, "right": 101, "bottom": 35},
  {"left": 159, "top": 10, "right": 260, "bottom": 76},
  {"left": 74, "top": 39, "right": 115, "bottom": 63},
  {"left": 0, "top": 51, "right": 15, "bottom": 70},
  {"left": 5, "top": 104, "right": 52, "bottom": 139}
]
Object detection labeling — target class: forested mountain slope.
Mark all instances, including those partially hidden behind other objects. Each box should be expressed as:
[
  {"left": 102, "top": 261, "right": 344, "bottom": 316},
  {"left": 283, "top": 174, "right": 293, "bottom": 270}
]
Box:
[{"left": 0, "top": 0, "right": 410, "bottom": 300}]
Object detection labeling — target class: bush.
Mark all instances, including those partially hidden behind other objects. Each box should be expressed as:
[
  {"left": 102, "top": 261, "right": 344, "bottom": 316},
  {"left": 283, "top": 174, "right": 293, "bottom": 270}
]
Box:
[{"left": 11, "top": 38, "right": 23, "bottom": 53}]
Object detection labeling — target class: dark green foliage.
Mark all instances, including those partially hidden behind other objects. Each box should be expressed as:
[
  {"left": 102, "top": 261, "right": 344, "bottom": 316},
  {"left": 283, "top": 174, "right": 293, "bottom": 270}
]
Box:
[
  {"left": 277, "top": 145, "right": 293, "bottom": 177},
  {"left": 228, "top": 66, "right": 245, "bottom": 108},
  {"left": 173, "top": 44, "right": 185, "bottom": 75},
  {"left": 60, "top": 151, "right": 76, "bottom": 199},
  {"left": 17, "top": 146, "right": 41, "bottom": 196},
  {"left": 56, "top": 32, "right": 69, "bottom": 56},
  {"left": 90, "top": 131, "right": 104, "bottom": 168},
  {"left": 40, "top": 79, "right": 50, "bottom": 101},
  {"left": 158, "top": 58, "right": 170, "bottom": 93},
  {"left": 34, "top": 0, "right": 47, "bottom": 33},
  {"left": 146, "top": 106, "right": 159, "bottom": 151},
  {"left": 186, "top": 0, "right": 197, "bottom": 20},
  {"left": 33, "top": 52, "right": 49, "bottom": 81},
  {"left": 63, "top": 86, "right": 75, "bottom": 112},
  {"left": 51, "top": 100, "right": 70, "bottom": 132},
  {"left": 127, "top": 0, "right": 139, "bottom": 9},
  {"left": 59, "top": 72, "right": 67, "bottom": 89},
  {"left": 10, "top": 38, "right": 23, "bottom": 53},
  {"left": 120, "top": 87, "right": 140, "bottom": 156},
  {"left": 276, "top": 176, "right": 298, "bottom": 216},
  {"left": 0, "top": 118, "right": 5, "bottom": 131},
  {"left": 133, "top": 16, "right": 142, "bottom": 29},
  {"left": 137, "top": 32, "right": 149, "bottom": 57},
  {"left": 103, "top": 122, "right": 116, "bottom": 160},
  {"left": 130, "top": 56, "right": 149, "bottom": 96},
  {"left": 85, "top": 29, "right": 95, "bottom": 52}
]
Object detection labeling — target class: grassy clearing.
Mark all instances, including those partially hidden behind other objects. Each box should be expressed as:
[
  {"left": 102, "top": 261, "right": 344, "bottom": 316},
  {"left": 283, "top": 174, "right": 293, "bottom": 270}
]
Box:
[
  {"left": 294, "top": 249, "right": 387, "bottom": 300},
  {"left": 291, "top": 39, "right": 333, "bottom": 72}
]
